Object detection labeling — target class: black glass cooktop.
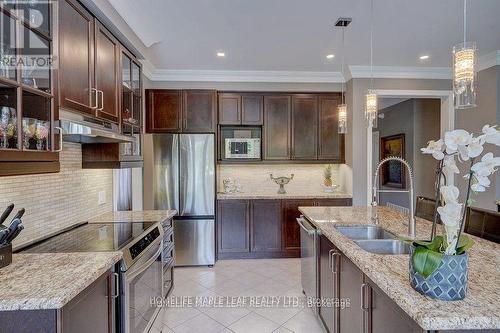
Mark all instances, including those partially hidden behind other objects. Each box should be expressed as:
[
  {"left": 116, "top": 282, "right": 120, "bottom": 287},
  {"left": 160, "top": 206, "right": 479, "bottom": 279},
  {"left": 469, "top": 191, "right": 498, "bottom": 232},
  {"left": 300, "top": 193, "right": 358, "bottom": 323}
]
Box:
[{"left": 22, "top": 222, "right": 156, "bottom": 253}]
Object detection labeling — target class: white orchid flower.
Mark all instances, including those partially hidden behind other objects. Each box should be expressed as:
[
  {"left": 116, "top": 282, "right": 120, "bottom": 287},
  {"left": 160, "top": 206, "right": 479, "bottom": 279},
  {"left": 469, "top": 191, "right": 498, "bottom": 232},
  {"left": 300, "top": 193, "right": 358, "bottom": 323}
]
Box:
[
  {"left": 437, "top": 202, "right": 462, "bottom": 227},
  {"left": 466, "top": 136, "right": 484, "bottom": 159},
  {"left": 440, "top": 185, "right": 459, "bottom": 204},
  {"left": 444, "top": 129, "right": 472, "bottom": 155},
  {"left": 482, "top": 124, "right": 500, "bottom": 146},
  {"left": 421, "top": 139, "right": 444, "bottom": 160},
  {"left": 443, "top": 155, "right": 460, "bottom": 174},
  {"left": 471, "top": 152, "right": 500, "bottom": 177},
  {"left": 471, "top": 175, "right": 491, "bottom": 192}
]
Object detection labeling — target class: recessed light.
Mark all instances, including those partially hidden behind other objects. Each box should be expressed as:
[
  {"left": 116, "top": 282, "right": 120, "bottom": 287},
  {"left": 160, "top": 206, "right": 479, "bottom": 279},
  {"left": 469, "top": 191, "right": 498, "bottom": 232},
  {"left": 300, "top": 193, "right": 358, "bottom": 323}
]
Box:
[
  {"left": 326, "top": 54, "right": 335, "bottom": 59},
  {"left": 217, "top": 52, "right": 225, "bottom": 57},
  {"left": 419, "top": 55, "right": 430, "bottom": 60}
]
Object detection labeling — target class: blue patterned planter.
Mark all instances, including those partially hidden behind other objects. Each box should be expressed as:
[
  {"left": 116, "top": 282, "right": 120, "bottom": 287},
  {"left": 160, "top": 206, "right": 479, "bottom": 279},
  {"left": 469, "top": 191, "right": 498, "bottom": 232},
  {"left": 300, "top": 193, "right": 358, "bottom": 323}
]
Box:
[{"left": 409, "top": 246, "right": 468, "bottom": 301}]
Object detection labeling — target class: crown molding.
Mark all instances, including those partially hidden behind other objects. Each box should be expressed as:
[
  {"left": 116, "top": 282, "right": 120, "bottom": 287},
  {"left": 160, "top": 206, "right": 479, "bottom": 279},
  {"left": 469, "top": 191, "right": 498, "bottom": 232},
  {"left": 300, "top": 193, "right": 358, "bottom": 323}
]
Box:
[
  {"left": 478, "top": 50, "right": 500, "bottom": 71},
  {"left": 348, "top": 65, "right": 452, "bottom": 80}
]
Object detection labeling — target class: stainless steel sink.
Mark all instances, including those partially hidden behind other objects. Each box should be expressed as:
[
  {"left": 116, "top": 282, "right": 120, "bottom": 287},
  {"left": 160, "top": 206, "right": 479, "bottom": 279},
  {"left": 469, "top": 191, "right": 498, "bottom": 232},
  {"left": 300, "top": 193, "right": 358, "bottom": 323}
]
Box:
[
  {"left": 354, "top": 239, "right": 411, "bottom": 255},
  {"left": 334, "top": 225, "right": 396, "bottom": 240}
]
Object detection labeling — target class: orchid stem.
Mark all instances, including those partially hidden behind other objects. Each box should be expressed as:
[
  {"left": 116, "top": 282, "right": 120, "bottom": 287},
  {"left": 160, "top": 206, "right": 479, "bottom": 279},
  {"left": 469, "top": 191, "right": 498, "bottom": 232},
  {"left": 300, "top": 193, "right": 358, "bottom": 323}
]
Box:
[
  {"left": 430, "top": 159, "right": 444, "bottom": 240},
  {"left": 455, "top": 158, "right": 475, "bottom": 252}
]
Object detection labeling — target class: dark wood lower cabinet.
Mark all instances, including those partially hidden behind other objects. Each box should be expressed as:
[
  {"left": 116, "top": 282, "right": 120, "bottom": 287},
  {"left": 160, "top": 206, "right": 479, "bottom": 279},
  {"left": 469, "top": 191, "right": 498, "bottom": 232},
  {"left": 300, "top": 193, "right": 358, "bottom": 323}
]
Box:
[
  {"left": 250, "top": 200, "right": 282, "bottom": 253},
  {"left": 0, "top": 270, "right": 115, "bottom": 333},
  {"left": 217, "top": 198, "right": 351, "bottom": 259},
  {"left": 339, "top": 253, "right": 364, "bottom": 333},
  {"left": 318, "top": 235, "right": 339, "bottom": 333}
]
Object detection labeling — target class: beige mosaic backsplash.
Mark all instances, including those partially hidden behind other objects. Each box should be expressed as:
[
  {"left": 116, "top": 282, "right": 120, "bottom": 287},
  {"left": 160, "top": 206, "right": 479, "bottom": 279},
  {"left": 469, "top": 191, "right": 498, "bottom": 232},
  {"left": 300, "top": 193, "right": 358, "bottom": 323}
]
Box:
[
  {"left": 0, "top": 143, "right": 113, "bottom": 248},
  {"left": 218, "top": 163, "right": 347, "bottom": 194}
]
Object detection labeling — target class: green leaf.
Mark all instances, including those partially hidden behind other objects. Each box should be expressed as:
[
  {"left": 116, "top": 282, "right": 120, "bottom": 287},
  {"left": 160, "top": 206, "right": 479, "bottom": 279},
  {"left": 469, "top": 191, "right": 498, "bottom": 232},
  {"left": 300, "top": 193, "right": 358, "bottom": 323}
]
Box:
[
  {"left": 412, "top": 236, "right": 444, "bottom": 252},
  {"left": 412, "top": 247, "right": 444, "bottom": 278},
  {"left": 456, "top": 235, "right": 475, "bottom": 255}
]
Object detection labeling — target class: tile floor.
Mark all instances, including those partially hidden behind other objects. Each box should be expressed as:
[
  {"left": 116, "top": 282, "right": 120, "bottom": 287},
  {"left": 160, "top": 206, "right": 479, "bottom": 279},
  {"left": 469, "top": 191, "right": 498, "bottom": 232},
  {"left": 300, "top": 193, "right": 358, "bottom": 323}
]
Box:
[{"left": 149, "top": 258, "right": 325, "bottom": 333}]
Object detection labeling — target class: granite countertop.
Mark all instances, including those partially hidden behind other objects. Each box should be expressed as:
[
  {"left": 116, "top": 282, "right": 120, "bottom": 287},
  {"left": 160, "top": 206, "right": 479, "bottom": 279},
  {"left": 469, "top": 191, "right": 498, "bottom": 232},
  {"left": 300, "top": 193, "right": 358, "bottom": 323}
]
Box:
[
  {"left": 298, "top": 206, "right": 500, "bottom": 331},
  {"left": 0, "top": 252, "right": 122, "bottom": 311},
  {"left": 88, "top": 210, "right": 177, "bottom": 223},
  {"left": 217, "top": 191, "right": 352, "bottom": 200}
]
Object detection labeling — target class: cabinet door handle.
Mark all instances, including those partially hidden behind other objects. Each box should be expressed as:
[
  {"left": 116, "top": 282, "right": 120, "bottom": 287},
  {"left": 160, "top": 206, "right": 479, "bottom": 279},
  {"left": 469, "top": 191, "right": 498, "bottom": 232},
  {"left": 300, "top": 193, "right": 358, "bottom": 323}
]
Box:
[
  {"left": 54, "top": 126, "right": 63, "bottom": 152},
  {"left": 111, "top": 272, "right": 120, "bottom": 299},
  {"left": 328, "top": 249, "right": 334, "bottom": 270},
  {"left": 91, "top": 88, "right": 98, "bottom": 109},
  {"left": 331, "top": 252, "right": 340, "bottom": 273},
  {"left": 360, "top": 283, "right": 369, "bottom": 311},
  {"left": 97, "top": 90, "right": 104, "bottom": 111}
]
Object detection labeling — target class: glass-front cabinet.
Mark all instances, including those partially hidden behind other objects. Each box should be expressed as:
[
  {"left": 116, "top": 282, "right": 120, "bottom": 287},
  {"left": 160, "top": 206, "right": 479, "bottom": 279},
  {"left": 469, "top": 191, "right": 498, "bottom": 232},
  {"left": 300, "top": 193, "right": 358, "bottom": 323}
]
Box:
[{"left": 0, "top": 1, "right": 59, "bottom": 175}]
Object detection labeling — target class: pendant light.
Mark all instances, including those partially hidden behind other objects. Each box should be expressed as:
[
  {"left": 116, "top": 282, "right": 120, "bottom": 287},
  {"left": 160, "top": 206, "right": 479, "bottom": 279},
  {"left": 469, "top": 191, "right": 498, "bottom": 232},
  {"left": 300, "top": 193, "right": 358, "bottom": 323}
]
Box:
[
  {"left": 453, "top": 0, "right": 476, "bottom": 109},
  {"left": 365, "top": 0, "right": 377, "bottom": 127},
  {"left": 335, "top": 18, "right": 351, "bottom": 134}
]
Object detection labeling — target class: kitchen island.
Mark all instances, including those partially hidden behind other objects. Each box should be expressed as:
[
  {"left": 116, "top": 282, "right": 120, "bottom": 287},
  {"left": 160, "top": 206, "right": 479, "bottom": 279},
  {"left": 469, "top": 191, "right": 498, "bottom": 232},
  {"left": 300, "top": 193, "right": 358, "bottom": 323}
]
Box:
[{"left": 299, "top": 206, "right": 500, "bottom": 332}]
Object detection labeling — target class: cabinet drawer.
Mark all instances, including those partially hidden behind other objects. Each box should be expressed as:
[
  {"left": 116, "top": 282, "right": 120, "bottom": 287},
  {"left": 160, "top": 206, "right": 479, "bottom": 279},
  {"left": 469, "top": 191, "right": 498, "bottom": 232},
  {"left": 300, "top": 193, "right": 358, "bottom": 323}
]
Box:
[
  {"left": 163, "top": 226, "right": 174, "bottom": 243},
  {"left": 163, "top": 242, "right": 175, "bottom": 260}
]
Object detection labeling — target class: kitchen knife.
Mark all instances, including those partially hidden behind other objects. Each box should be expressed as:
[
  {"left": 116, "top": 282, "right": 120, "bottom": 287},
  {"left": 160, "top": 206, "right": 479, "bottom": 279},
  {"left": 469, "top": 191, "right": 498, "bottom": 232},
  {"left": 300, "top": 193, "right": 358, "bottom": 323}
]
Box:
[
  {"left": 0, "top": 228, "right": 9, "bottom": 244},
  {"left": 3, "top": 218, "right": 22, "bottom": 244},
  {"left": 0, "top": 204, "right": 14, "bottom": 225},
  {"left": 4, "top": 224, "right": 24, "bottom": 244},
  {"left": 11, "top": 208, "right": 25, "bottom": 221}
]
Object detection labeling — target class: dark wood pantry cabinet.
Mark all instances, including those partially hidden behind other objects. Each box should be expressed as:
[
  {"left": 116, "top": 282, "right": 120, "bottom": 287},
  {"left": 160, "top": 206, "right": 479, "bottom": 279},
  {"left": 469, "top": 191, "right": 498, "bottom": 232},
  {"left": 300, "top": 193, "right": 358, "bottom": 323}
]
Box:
[
  {"left": 146, "top": 89, "right": 216, "bottom": 133},
  {"left": 291, "top": 95, "right": 318, "bottom": 160},
  {"left": 263, "top": 95, "right": 292, "bottom": 160}
]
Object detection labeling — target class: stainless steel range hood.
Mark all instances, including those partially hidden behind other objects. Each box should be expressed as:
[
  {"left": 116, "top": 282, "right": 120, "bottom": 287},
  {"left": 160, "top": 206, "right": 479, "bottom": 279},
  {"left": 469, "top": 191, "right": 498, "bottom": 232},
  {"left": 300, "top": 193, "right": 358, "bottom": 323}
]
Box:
[{"left": 58, "top": 110, "right": 134, "bottom": 144}]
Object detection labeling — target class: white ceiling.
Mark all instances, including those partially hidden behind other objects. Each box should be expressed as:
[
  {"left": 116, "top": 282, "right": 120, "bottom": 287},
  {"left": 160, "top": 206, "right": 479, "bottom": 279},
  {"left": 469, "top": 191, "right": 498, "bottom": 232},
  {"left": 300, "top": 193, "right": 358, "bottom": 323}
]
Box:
[{"left": 108, "top": 0, "right": 500, "bottom": 76}]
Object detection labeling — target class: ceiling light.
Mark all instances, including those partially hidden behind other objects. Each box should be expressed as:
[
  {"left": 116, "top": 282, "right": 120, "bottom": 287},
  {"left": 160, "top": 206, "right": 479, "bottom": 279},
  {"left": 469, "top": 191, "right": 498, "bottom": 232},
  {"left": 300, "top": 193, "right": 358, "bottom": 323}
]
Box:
[
  {"left": 453, "top": 0, "right": 476, "bottom": 109},
  {"left": 217, "top": 52, "right": 225, "bottom": 57},
  {"left": 326, "top": 54, "right": 335, "bottom": 59},
  {"left": 335, "top": 17, "right": 351, "bottom": 134},
  {"left": 419, "top": 55, "right": 430, "bottom": 60},
  {"left": 365, "top": 0, "right": 378, "bottom": 128}
]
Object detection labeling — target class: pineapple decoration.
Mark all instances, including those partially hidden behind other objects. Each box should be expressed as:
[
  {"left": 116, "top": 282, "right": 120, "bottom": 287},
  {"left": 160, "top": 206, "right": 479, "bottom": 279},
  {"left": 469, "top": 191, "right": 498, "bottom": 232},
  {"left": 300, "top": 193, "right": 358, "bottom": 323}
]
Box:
[{"left": 323, "top": 164, "right": 333, "bottom": 187}]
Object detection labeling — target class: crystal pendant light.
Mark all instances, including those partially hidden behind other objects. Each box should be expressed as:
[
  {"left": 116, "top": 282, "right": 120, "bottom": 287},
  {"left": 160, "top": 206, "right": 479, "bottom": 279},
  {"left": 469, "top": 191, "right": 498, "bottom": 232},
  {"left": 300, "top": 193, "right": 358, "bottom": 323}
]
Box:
[
  {"left": 336, "top": 18, "right": 351, "bottom": 134},
  {"left": 365, "top": 0, "right": 377, "bottom": 127},
  {"left": 453, "top": 0, "right": 476, "bottom": 109}
]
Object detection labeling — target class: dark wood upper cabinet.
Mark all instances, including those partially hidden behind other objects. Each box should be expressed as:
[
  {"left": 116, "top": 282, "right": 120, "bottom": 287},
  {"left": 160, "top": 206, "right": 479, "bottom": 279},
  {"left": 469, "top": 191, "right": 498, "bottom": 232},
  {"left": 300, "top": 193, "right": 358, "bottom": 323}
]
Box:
[
  {"left": 250, "top": 200, "right": 282, "bottom": 253},
  {"left": 291, "top": 95, "right": 318, "bottom": 160},
  {"left": 241, "top": 94, "right": 263, "bottom": 125},
  {"left": 282, "top": 199, "right": 315, "bottom": 253},
  {"left": 58, "top": 0, "right": 95, "bottom": 115},
  {"left": 217, "top": 200, "right": 250, "bottom": 254},
  {"left": 146, "top": 90, "right": 182, "bottom": 132},
  {"left": 218, "top": 93, "right": 241, "bottom": 125},
  {"left": 264, "top": 95, "right": 291, "bottom": 160},
  {"left": 183, "top": 90, "right": 216, "bottom": 133},
  {"left": 94, "top": 20, "right": 119, "bottom": 122},
  {"left": 319, "top": 95, "right": 344, "bottom": 162}
]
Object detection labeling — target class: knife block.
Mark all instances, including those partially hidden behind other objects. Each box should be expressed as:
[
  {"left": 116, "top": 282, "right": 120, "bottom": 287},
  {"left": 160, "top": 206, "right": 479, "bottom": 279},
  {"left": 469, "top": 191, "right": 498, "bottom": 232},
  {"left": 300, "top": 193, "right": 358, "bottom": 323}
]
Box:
[{"left": 0, "top": 243, "right": 12, "bottom": 269}]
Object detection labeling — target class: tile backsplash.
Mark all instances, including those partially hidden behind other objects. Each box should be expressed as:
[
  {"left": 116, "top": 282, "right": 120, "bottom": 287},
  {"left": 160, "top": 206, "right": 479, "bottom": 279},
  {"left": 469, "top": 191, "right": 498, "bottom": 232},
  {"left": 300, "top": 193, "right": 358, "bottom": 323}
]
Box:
[
  {"left": 218, "top": 164, "right": 347, "bottom": 194},
  {"left": 0, "top": 143, "right": 113, "bottom": 248}
]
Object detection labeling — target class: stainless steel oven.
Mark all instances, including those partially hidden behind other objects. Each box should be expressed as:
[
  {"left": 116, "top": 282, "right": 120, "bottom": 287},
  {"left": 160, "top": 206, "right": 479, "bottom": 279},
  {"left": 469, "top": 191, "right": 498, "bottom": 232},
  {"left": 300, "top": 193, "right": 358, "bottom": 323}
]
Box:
[{"left": 121, "top": 233, "right": 163, "bottom": 333}]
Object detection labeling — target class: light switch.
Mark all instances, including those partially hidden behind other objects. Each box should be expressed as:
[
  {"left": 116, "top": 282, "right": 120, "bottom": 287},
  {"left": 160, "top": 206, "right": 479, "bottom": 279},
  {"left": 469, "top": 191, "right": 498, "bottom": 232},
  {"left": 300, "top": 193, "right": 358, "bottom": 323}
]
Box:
[{"left": 98, "top": 190, "right": 106, "bottom": 205}]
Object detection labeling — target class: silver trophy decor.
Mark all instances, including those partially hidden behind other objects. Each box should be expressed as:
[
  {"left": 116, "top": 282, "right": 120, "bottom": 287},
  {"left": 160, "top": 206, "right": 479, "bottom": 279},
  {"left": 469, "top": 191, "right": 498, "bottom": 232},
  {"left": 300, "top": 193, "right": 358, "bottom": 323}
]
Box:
[{"left": 270, "top": 174, "right": 294, "bottom": 194}]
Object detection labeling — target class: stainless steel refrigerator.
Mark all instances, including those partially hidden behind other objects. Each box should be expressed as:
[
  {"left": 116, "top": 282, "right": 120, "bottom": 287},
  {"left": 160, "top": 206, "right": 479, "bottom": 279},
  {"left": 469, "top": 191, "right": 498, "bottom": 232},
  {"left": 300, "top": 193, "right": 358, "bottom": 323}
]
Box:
[{"left": 150, "top": 134, "right": 215, "bottom": 266}]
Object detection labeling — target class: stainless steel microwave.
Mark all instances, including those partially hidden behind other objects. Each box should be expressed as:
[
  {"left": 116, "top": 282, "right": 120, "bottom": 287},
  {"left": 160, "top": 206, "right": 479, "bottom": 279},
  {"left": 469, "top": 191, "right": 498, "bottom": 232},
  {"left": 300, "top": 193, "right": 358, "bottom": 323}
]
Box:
[{"left": 225, "top": 138, "right": 261, "bottom": 159}]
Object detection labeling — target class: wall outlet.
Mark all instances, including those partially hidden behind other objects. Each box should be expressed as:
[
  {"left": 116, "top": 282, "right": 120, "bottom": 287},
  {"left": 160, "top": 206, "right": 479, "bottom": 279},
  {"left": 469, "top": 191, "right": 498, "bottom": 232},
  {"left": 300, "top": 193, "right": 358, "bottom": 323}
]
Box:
[{"left": 98, "top": 190, "right": 106, "bottom": 205}]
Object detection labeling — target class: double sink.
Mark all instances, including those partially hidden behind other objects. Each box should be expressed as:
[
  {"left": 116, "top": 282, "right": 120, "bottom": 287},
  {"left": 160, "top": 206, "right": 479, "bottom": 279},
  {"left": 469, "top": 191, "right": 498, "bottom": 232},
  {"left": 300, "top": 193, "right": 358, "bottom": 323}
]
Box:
[{"left": 334, "top": 225, "right": 410, "bottom": 255}]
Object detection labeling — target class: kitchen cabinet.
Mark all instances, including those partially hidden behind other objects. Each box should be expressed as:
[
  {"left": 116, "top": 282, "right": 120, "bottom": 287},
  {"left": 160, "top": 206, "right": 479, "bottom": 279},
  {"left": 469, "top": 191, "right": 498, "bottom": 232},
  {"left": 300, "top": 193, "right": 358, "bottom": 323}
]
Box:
[
  {"left": 0, "top": 0, "right": 60, "bottom": 176},
  {"left": 250, "top": 200, "right": 282, "bottom": 253},
  {"left": 315, "top": 198, "right": 352, "bottom": 206},
  {"left": 58, "top": 0, "right": 95, "bottom": 116},
  {"left": 146, "top": 90, "right": 216, "bottom": 133},
  {"left": 318, "top": 235, "right": 339, "bottom": 333},
  {"left": 183, "top": 90, "right": 216, "bottom": 132},
  {"left": 263, "top": 95, "right": 291, "bottom": 160},
  {"left": 339, "top": 253, "right": 364, "bottom": 333},
  {"left": 282, "top": 199, "right": 315, "bottom": 254},
  {"left": 218, "top": 93, "right": 263, "bottom": 125},
  {"left": 94, "top": 21, "right": 120, "bottom": 122},
  {"left": 146, "top": 90, "right": 182, "bottom": 132},
  {"left": 291, "top": 95, "right": 318, "bottom": 160},
  {"left": 217, "top": 200, "right": 250, "bottom": 254},
  {"left": 365, "top": 277, "right": 423, "bottom": 333},
  {"left": 319, "top": 95, "right": 344, "bottom": 161},
  {"left": 0, "top": 270, "right": 115, "bottom": 333}
]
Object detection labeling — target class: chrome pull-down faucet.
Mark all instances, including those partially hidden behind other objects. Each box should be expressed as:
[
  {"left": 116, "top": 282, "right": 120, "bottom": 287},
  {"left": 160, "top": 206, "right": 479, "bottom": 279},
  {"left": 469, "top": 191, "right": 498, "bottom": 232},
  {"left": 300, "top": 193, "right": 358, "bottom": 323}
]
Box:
[{"left": 372, "top": 156, "right": 416, "bottom": 239}]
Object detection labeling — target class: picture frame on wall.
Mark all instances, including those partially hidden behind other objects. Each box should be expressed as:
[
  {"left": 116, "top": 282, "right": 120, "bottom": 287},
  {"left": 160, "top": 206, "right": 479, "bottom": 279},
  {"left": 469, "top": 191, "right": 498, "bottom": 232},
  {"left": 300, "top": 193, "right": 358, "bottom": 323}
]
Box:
[{"left": 380, "top": 133, "right": 406, "bottom": 188}]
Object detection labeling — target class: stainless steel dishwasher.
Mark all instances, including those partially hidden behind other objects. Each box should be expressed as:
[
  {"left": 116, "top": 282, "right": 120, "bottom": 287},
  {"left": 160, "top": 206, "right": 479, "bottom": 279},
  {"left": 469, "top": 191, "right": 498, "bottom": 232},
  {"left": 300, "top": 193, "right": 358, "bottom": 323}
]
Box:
[{"left": 297, "top": 216, "right": 319, "bottom": 314}]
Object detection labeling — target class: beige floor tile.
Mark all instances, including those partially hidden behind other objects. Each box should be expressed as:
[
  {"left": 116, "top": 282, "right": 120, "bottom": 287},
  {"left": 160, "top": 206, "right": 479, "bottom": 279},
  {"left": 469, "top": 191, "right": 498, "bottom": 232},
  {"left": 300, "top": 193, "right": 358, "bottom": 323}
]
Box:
[
  {"left": 160, "top": 306, "right": 202, "bottom": 328},
  {"left": 282, "top": 309, "right": 325, "bottom": 333},
  {"left": 253, "top": 306, "right": 302, "bottom": 325},
  {"left": 171, "top": 312, "right": 226, "bottom": 333},
  {"left": 272, "top": 327, "right": 294, "bottom": 333},
  {"left": 229, "top": 312, "right": 280, "bottom": 333},
  {"left": 204, "top": 306, "right": 251, "bottom": 326}
]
